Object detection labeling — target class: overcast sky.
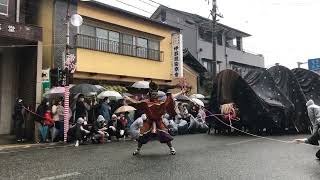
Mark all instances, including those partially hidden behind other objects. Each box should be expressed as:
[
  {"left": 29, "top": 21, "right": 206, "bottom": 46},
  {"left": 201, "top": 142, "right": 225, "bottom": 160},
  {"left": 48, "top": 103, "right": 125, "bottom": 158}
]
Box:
[{"left": 97, "top": 0, "right": 320, "bottom": 69}]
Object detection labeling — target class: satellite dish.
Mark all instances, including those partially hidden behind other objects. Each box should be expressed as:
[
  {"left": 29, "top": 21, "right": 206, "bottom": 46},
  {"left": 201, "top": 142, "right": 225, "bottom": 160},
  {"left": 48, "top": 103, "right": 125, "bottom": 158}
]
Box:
[{"left": 70, "top": 14, "right": 83, "bottom": 27}]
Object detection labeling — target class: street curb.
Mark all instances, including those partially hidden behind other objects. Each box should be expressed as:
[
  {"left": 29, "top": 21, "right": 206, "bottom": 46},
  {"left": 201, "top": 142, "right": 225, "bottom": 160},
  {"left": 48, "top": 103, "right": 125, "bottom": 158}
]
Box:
[{"left": 0, "top": 142, "right": 69, "bottom": 152}]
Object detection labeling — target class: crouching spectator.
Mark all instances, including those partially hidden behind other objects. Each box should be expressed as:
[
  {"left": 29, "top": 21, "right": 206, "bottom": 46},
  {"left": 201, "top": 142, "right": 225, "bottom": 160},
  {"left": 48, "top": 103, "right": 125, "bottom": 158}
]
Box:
[
  {"left": 107, "top": 114, "right": 125, "bottom": 142},
  {"left": 119, "top": 113, "right": 129, "bottom": 139},
  {"left": 130, "top": 114, "right": 147, "bottom": 140},
  {"left": 68, "top": 117, "right": 90, "bottom": 147},
  {"left": 91, "top": 115, "right": 108, "bottom": 144}
]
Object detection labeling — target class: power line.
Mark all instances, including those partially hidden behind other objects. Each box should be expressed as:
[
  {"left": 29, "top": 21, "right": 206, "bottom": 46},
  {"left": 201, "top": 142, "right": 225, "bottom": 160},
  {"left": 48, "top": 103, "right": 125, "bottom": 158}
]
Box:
[
  {"left": 146, "top": 0, "right": 161, "bottom": 6},
  {"left": 114, "top": 0, "right": 154, "bottom": 14},
  {"left": 137, "top": 0, "right": 158, "bottom": 8},
  {"left": 113, "top": 0, "right": 198, "bottom": 31}
]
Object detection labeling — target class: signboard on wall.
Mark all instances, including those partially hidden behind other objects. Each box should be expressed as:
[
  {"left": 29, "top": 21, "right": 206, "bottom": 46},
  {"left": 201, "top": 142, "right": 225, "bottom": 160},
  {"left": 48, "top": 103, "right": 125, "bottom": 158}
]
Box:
[
  {"left": 308, "top": 58, "right": 320, "bottom": 71},
  {"left": 41, "top": 69, "right": 50, "bottom": 94},
  {"left": 172, "top": 33, "right": 183, "bottom": 78}
]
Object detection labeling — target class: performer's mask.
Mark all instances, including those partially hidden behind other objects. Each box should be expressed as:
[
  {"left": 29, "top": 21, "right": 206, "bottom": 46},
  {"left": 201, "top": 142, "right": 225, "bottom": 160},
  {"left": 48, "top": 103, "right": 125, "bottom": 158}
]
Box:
[{"left": 148, "top": 82, "right": 159, "bottom": 101}]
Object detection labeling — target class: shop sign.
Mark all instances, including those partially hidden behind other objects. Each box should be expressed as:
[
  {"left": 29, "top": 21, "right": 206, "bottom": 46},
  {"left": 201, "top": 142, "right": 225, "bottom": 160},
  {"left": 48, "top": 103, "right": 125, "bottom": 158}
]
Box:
[
  {"left": 65, "top": 53, "right": 76, "bottom": 74},
  {"left": 0, "top": 19, "right": 42, "bottom": 41},
  {"left": 172, "top": 33, "right": 183, "bottom": 78}
]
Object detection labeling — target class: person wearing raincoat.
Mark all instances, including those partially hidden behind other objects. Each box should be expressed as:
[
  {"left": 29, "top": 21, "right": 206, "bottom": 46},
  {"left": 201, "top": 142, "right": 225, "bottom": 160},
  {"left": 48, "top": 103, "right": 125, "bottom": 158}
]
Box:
[
  {"left": 130, "top": 114, "right": 147, "bottom": 140},
  {"left": 100, "top": 97, "right": 111, "bottom": 122},
  {"left": 35, "top": 99, "right": 50, "bottom": 143},
  {"left": 295, "top": 99, "right": 320, "bottom": 159},
  {"left": 91, "top": 115, "right": 108, "bottom": 144}
]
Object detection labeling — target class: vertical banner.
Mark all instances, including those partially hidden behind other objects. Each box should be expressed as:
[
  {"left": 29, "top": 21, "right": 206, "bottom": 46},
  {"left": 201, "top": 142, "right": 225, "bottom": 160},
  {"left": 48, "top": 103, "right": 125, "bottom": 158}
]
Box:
[
  {"left": 64, "top": 86, "right": 70, "bottom": 142},
  {"left": 172, "top": 33, "right": 183, "bottom": 78}
]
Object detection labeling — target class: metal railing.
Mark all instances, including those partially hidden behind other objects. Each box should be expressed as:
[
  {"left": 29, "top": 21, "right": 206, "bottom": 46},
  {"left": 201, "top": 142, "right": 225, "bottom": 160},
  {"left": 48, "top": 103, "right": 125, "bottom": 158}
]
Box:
[{"left": 76, "top": 34, "right": 163, "bottom": 61}]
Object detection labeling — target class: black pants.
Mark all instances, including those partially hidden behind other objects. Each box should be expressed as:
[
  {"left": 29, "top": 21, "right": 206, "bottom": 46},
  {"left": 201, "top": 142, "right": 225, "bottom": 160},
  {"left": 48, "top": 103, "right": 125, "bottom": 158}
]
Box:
[
  {"left": 107, "top": 128, "right": 123, "bottom": 140},
  {"left": 68, "top": 125, "right": 87, "bottom": 142},
  {"left": 15, "top": 121, "right": 24, "bottom": 140},
  {"left": 307, "top": 124, "right": 320, "bottom": 145}
]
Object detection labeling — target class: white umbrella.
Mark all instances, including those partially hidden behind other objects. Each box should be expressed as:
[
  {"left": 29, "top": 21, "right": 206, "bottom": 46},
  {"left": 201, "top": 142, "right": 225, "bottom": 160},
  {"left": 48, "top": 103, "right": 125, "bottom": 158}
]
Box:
[
  {"left": 131, "top": 81, "right": 150, "bottom": 89},
  {"left": 43, "top": 87, "right": 65, "bottom": 98},
  {"left": 97, "top": 91, "right": 123, "bottom": 100},
  {"left": 115, "top": 106, "right": 136, "bottom": 113},
  {"left": 190, "top": 94, "right": 205, "bottom": 99},
  {"left": 191, "top": 98, "right": 204, "bottom": 107}
]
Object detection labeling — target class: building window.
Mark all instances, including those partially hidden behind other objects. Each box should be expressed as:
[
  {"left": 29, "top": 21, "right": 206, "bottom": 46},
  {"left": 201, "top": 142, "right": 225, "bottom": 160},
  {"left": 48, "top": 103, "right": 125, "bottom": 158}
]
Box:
[
  {"left": 122, "top": 34, "right": 134, "bottom": 56},
  {"left": 0, "top": 0, "right": 9, "bottom": 16},
  {"left": 80, "top": 25, "right": 95, "bottom": 36},
  {"left": 77, "top": 25, "right": 162, "bottom": 61},
  {"left": 108, "top": 31, "right": 120, "bottom": 53},
  {"left": 136, "top": 37, "right": 148, "bottom": 58},
  {"left": 96, "top": 28, "right": 108, "bottom": 51},
  {"left": 148, "top": 40, "right": 160, "bottom": 60},
  {"left": 202, "top": 59, "right": 214, "bottom": 72},
  {"left": 217, "top": 33, "right": 223, "bottom": 46},
  {"left": 199, "top": 27, "right": 212, "bottom": 42}
]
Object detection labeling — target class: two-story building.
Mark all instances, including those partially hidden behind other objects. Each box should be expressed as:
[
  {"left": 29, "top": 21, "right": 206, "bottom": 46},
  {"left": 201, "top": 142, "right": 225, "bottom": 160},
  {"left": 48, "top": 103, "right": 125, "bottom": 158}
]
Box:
[
  {"left": 151, "top": 6, "right": 265, "bottom": 72},
  {"left": 0, "top": 0, "right": 42, "bottom": 136},
  {"left": 151, "top": 6, "right": 265, "bottom": 94},
  {"left": 39, "top": 0, "right": 183, "bottom": 91}
]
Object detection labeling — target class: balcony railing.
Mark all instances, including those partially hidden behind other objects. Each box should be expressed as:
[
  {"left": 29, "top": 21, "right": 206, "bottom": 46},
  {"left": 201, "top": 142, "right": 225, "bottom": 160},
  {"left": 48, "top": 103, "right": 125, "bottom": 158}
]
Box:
[{"left": 76, "top": 34, "right": 163, "bottom": 61}]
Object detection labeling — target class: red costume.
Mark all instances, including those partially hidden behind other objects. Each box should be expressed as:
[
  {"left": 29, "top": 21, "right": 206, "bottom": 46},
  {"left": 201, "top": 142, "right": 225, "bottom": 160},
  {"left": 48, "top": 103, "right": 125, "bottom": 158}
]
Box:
[{"left": 132, "top": 93, "right": 176, "bottom": 144}]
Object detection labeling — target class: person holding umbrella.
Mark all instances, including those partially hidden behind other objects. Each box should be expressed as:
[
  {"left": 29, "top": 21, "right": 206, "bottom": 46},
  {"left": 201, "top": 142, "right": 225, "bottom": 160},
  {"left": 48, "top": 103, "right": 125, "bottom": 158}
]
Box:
[
  {"left": 99, "top": 97, "right": 111, "bottom": 123},
  {"left": 75, "top": 94, "right": 90, "bottom": 123}
]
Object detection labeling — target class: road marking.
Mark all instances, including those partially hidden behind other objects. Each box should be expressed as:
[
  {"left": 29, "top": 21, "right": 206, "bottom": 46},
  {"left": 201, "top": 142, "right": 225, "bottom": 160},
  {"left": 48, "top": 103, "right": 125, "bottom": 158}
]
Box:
[
  {"left": 39, "top": 172, "right": 81, "bottom": 180},
  {"left": 225, "top": 137, "right": 263, "bottom": 146}
]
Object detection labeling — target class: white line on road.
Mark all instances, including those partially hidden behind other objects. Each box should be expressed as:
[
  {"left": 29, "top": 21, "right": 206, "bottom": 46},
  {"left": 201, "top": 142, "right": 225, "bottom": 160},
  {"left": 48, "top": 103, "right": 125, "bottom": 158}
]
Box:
[
  {"left": 39, "top": 172, "right": 81, "bottom": 180},
  {"left": 225, "top": 137, "right": 263, "bottom": 146}
]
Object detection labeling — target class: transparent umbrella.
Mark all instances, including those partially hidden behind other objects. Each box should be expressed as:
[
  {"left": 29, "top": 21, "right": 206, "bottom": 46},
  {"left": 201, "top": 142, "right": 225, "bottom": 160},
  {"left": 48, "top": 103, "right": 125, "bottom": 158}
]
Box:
[
  {"left": 131, "top": 81, "right": 150, "bottom": 89},
  {"left": 97, "top": 90, "right": 123, "bottom": 100}
]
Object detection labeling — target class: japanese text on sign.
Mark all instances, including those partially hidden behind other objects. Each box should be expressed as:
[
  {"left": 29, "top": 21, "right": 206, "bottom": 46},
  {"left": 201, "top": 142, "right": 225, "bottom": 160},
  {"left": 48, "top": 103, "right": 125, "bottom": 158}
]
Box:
[{"left": 172, "top": 33, "right": 183, "bottom": 78}]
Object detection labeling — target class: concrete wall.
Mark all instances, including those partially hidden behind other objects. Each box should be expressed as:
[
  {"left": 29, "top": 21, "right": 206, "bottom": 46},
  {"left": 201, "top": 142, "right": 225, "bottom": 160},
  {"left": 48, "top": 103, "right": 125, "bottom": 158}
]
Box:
[
  {"left": 153, "top": 9, "right": 198, "bottom": 59},
  {"left": 0, "top": 49, "right": 18, "bottom": 134},
  {"left": 197, "top": 38, "right": 264, "bottom": 70},
  {"left": 0, "top": 46, "right": 38, "bottom": 135},
  {"left": 37, "top": 0, "right": 53, "bottom": 69}
]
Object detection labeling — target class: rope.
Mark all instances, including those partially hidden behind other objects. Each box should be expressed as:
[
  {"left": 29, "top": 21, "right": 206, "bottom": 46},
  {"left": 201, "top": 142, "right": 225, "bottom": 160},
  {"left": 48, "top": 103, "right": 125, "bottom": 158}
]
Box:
[
  {"left": 22, "top": 106, "right": 46, "bottom": 119},
  {"left": 186, "top": 96, "right": 318, "bottom": 147}
]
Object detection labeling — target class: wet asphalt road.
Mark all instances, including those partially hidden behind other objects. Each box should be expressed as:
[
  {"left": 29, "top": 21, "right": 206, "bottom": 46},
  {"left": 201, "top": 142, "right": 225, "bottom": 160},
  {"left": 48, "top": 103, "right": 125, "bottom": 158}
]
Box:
[{"left": 0, "top": 134, "right": 319, "bottom": 180}]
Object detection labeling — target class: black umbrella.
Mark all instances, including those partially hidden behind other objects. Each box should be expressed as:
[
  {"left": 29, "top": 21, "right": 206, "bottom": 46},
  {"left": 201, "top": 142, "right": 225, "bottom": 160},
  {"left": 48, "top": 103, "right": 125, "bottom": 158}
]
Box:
[{"left": 70, "top": 84, "right": 99, "bottom": 95}]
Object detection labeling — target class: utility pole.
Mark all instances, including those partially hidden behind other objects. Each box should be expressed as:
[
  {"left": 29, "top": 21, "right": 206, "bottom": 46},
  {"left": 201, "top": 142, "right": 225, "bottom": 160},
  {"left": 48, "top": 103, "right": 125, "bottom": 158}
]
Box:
[{"left": 211, "top": 0, "right": 217, "bottom": 79}]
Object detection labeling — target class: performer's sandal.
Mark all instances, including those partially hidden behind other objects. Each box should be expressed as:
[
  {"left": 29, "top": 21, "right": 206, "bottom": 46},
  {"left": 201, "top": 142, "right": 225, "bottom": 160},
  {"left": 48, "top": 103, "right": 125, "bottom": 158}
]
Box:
[
  {"left": 133, "top": 149, "right": 140, "bottom": 156},
  {"left": 170, "top": 148, "right": 176, "bottom": 155}
]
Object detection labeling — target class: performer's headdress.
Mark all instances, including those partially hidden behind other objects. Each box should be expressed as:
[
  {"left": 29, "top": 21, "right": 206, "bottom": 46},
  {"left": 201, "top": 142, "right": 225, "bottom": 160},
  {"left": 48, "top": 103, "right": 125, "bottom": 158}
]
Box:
[{"left": 149, "top": 81, "right": 159, "bottom": 100}]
